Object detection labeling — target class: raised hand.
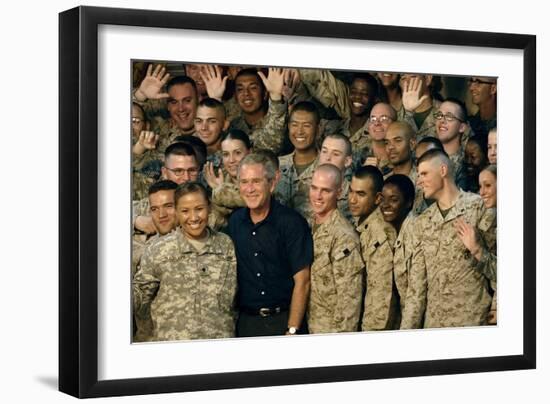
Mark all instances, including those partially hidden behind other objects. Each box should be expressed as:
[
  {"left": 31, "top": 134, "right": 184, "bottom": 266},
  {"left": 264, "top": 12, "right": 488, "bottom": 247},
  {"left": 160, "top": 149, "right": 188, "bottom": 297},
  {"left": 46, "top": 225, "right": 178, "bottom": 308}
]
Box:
[
  {"left": 133, "top": 130, "right": 159, "bottom": 156},
  {"left": 135, "top": 64, "right": 171, "bottom": 101},
  {"left": 282, "top": 68, "right": 301, "bottom": 101},
  {"left": 134, "top": 216, "right": 157, "bottom": 235},
  {"left": 200, "top": 65, "right": 228, "bottom": 101},
  {"left": 454, "top": 217, "right": 482, "bottom": 260},
  {"left": 203, "top": 161, "right": 225, "bottom": 189},
  {"left": 258, "top": 67, "right": 285, "bottom": 102},
  {"left": 402, "top": 76, "right": 429, "bottom": 112}
]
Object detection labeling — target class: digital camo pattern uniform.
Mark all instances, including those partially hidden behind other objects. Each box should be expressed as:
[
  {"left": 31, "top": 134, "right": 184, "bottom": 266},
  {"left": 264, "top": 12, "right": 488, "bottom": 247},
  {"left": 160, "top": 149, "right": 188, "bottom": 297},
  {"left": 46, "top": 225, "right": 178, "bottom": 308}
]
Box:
[
  {"left": 132, "top": 96, "right": 197, "bottom": 170},
  {"left": 210, "top": 174, "right": 246, "bottom": 230},
  {"left": 308, "top": 209, "right": 364, "bottom": 334},
  {"left": 392, "top": 214, "right": 416, "bottom": 314},
  {"left": 229, "top": 99, "right": 287, "bottom": 154},
  {"left": 276, "top": 154, "right": 318, "bottom": 221},
  {"left": 400, "top": 191, "right": 497, "bottom": 329},
  {"left": 133, "top": 228, "right": 237, "bottom": 341},
  {"left": 132, "top": 233, "right": 161, "bottom": 343},
  {"left": 357, "top": 208, "right": 400, "bottom": 330}
]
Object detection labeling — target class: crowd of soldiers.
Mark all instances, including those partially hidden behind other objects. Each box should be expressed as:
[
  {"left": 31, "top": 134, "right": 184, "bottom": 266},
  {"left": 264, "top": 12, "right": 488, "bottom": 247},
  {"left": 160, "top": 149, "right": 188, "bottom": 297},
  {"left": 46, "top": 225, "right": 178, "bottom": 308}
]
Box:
[{"left": 131, "top": 62, "right": 497, "bottom": 342}]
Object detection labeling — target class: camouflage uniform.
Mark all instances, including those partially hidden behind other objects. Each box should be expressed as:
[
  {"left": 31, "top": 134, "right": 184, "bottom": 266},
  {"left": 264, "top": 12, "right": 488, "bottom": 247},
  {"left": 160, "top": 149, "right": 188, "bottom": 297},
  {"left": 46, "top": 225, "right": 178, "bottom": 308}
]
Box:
[
  {"left": 392, "top": 214, "right": 416, "bottom": 314},
  {"left": 210, "top": 174, "right": 246, "bottom": 230},
  {"left": 133, "top": 171, "right": 156, "bottom": 201},
  {"left": 223, "top": 97, "right": 241, "bottom": 124},
  {"left": 133, "top": 116, "right": 196, "bottom": 170},
  {"left": 132, "top": 232, "right": 162, "bottom": 342},
  {"left": 400, "top": 191, "right": 497, "bottom": 329},
  {"left": 276, "top": 153, "right": 318, "bottom": 221},
  {"left": 397, "top": 101, "right": 441, "bottom": 140},
  {"left": 229, "top": 99, "right": 287, "bottom": 154},
  {"left": 299, "top": 68, "right": 350, "bottom": 120},
  {"left": 338, "top": 177, "right": 353, "bottom": 223},
  {"left": 133, "top": 227, "right": 237, "bottom": 341},
  {"left": 308, "top": 209, "right": 364, "bottom": 333},
  {"left": 357, "top": 208, "right": 400, "bottom": 330}
]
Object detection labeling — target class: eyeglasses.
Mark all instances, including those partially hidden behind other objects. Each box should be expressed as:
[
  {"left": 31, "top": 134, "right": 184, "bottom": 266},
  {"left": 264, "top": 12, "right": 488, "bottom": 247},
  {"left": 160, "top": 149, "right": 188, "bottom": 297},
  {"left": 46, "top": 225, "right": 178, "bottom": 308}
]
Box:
[
  {"left": 164, "top": 167, "right": 200, "bottom": 177},
  {"left": 468, "top": 78, "right": 496, "bottom": 86},
  {"left": 132, "top": 117, "right": 143, "bottom": 124},
  {"left": 433, "top": 111, "right": 465, "bottom": 123},
  {"left": 368, "top": 115, "right": 393, "bottom": 125}
]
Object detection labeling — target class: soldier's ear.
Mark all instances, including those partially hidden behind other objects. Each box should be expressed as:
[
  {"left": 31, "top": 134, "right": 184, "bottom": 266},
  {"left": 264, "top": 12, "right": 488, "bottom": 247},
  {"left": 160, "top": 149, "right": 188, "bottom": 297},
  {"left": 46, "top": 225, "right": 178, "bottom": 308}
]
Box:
[
  {"left": 374, "top": 192, "right": 383, "bottom": 205},
  {"left": 223, "top": 119, "right": 230, "bottom": 131},
  {"left": 440, "top": 163, "right": 449, "bottom": 178},
  {"left": 344, "top": 155, "right": 353, "bottom": 169},
  {"left": 490, "top": 83, "right": 497, "bottom": 96}
]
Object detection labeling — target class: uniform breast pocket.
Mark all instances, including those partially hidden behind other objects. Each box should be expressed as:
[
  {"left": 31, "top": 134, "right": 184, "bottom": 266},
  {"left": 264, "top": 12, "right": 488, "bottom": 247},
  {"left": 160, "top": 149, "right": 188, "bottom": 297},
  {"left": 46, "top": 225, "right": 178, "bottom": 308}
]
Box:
[{"left": 312, "top": 253, "right": 335, "bottom": 290}]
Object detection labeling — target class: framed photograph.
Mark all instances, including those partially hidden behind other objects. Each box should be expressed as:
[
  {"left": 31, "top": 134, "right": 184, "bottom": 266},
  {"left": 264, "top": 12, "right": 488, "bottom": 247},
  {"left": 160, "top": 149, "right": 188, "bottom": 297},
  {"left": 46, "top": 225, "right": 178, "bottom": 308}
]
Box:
[{"left": 59, "top": 5, "right": 536, "bottom": 398}]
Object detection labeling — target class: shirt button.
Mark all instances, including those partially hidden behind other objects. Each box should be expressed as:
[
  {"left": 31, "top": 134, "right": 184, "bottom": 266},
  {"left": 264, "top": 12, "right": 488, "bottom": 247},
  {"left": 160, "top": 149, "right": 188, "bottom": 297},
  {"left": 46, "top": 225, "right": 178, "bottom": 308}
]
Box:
[
  {"left": 261, "top": 291, "right": 265, "bottom": 295},
  {"left": 252, "top": 232, "right": 256, "bottom": 235},
  {"left": 254, "top": 252, "right": 258, "bottom": 257},
  {"left": 257, "top": 273, "right": 261, "bottom": 277}
]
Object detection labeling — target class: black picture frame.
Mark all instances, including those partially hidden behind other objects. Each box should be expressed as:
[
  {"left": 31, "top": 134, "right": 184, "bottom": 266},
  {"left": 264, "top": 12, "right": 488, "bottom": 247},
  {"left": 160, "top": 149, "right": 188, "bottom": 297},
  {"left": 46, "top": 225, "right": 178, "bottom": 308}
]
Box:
[{"left": 59, "top": 5, "right": 536, "bottom": 399}]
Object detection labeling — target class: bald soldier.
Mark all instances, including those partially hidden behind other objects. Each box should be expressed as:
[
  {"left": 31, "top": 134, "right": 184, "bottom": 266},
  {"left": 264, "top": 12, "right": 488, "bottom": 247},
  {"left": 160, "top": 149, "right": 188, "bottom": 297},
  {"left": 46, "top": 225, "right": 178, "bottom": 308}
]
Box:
[
  {"left": 401, "top": 149, "right": 497, "bottom": 329},
  {"left": 308, "top": 164, "right": 364, "bottom": 334},
  {"left": 348, "top": 166, "right": 400, "bottom": 330}
]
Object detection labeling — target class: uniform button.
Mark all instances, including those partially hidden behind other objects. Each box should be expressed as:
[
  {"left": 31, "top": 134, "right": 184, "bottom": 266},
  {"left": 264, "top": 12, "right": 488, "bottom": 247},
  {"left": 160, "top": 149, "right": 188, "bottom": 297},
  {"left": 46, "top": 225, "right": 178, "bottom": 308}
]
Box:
[
  {"left": 257, "top": 273, "right": 261, "bottom": 277},
  {"left": 254, "top": 252, "right": 258, "bottom": 257},
  {"left": 261, "top": 291, "right": 265, "bottom": 295},
  {"left": 252, "top": 231, "right": 256, "bottom": 235}
]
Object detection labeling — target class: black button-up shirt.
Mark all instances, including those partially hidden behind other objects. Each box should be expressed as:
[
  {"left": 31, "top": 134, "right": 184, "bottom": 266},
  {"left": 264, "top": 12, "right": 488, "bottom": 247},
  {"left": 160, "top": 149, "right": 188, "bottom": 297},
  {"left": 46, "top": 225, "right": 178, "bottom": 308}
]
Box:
[{"left": 228, "top": 198, "right": 313, "bottom": 311}]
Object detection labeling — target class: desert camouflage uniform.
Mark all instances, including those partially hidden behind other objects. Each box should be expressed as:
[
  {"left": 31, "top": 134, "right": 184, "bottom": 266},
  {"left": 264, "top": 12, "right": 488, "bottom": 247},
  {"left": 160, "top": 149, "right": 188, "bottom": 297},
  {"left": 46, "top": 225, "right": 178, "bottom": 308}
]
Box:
[
  {"left": 133, "top": 227, "right": 237, "bottom": 341},
  {"left": 338, "top": 178, "right": 353, "bottom": 223},
  {"left": 400, "top": 191, "right": 497, "bottom": 329},
  {"left": 133, "top": 116, "right": 197, "bottom": 170},
  {"left": 132, "top": 232, "right": 163, "bottom": 342},
  {"left": 133, "top": 171, "right": 157, "bottom": 201},
  {"left": 209, "top": 174, "right": 246, "bottom": 230},
  {"left": 229, "top": 99, "right": 287, "bottom": 154},
  {"left": 276, "top": 154, "right": 318, "bottom": 221},
  {"left": 357, "top": 208, "right": 400, "bottom": 330},
  {"left": 392, "top": 214, "right": 416, "bottom": 314},
  {"left": 299, "top": 69, "right": 350, "bottom": 120},
  {"left": 308, "top": 209, "right": 364, "bottom": 333},
  {"left": 223, "top": 97, "right": 241, "bottom": 124}
]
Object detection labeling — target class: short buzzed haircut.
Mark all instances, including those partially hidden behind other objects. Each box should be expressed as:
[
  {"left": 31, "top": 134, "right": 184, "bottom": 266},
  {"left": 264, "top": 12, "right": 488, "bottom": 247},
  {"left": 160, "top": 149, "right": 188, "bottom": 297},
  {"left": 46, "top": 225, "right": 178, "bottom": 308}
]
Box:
[
  {"left": 164, "top": 141, "right": 197, "bottom": 160},
  {"left": 175, "top": 181, "right": 209, "bottom": 204},
  {"left": 198, "top": 97, "right": 226, "bottom": 119},
  {"left": 235, "top": 68, "right": 266, "bottom": 92},
  {"left": 442, "top": 97, "right": 467, "bottom": 122},
  {"left": 324, "top": 133, "right": 353, "bottom": 157},
  {"left": 148, "top": 179, "right": 178, "bottom": 195},
  {"left": 387, "top": 121, "right": 416, "bottom": 142},
  {"left": 166, "top": 75, "right": 198, "bottom": 94},
  {"left": 173, "top": 135, "right": 207, "bottom": 167},
  {"left": 290, "top": 101, "right": 320, "bottom": 125},
  {"left": 315, "top": 163, "right": 343, "bottom": 189},
  {"left": 238, "top": 153, "right": 277, "bottom": 182},
  {"left": 353, "top": 165, "right": 384, "bottom": 193},
  {"left": 417, "top": 136, "right": 444, "bottom": 151},
  {"left": 416, "top": 148, "right": 454, "bottom": 177}
]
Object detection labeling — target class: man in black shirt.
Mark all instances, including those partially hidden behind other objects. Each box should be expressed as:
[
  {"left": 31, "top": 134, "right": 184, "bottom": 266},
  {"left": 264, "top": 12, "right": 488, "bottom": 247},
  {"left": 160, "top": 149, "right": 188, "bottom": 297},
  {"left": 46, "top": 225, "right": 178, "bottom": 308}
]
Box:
[{"left": 228, "top": 153, "right": 313, "bottom": 337}]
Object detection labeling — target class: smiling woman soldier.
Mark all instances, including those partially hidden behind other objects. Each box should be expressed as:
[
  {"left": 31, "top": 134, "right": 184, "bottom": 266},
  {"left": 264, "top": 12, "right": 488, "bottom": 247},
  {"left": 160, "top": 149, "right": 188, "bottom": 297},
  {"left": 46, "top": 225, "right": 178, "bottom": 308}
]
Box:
[{"left": 133, "top": 182, "right": 237, "bottom": 341}]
